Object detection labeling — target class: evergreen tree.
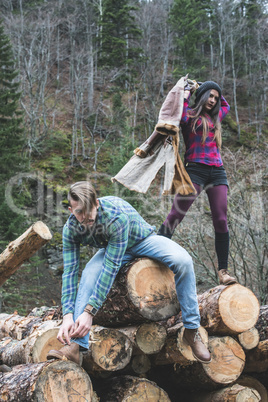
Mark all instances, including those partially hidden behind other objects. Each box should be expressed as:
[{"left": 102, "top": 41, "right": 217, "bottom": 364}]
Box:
[
  {"left": 98, "top": 0, "right": 143, "bottom": 77},
  {"left": 169, "top": 0, "right": 212, "bottom": 77},
  {"left": 0, "top": 22, "right": 24, "bottom": 181},
  {"left": 0, "top": 22, "right": 26, "bottom": 241}
]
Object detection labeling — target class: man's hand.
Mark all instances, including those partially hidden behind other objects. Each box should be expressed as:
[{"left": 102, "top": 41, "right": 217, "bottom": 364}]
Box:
[
  {"left": 57, "top": 313, "right": 75, "bottom": 345},
  {"left": 71, "top": 312, "right": 93, "bottom": 339}
]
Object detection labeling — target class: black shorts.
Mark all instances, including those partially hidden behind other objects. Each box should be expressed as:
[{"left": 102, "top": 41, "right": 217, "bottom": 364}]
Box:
[{"left": 185, "top": 162, "right": 228, "bottom": 188}]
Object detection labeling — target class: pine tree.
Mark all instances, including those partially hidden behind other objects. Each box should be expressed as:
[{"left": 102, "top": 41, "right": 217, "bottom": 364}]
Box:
[
  {"left": 169, "top": 0, "right": 212, "bottom": 77},
  {"left": 98, "top": 0, "right": 143, "bottom": 76},
  {"left": 0, "top": 21, "right": 24, "bottom": 181},
  {"left": 0, "top": 22, "right": 26, "bottom": 241}
]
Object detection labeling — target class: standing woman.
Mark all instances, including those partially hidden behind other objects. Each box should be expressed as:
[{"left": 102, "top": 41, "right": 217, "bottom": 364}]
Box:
[{"left": 158, "top": 81, "right": 237, "bottom": 285}]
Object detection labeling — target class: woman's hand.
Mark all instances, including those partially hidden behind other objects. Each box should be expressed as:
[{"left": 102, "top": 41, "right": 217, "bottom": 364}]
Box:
[{"left": 57, "top": 313, "right": 75, "bottom": 345}]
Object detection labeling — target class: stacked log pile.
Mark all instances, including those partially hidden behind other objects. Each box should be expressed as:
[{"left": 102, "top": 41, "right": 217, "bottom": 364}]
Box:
[{"left": 1, "top": 258, "right": 267, "bottom": 401}]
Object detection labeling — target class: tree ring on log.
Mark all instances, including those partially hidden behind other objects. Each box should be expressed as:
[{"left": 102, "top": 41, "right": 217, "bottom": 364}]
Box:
[
  {"left": 135, "top": 322, "right": 167, "bottom": 354},
  {"left": 31, "top": 327, "right": 62, "bottom": 363},
  {"left": 91, "top": 328, "right": 133, "bottom": 371},
  {"left": 127, "top": 258, "right": 179, "bottom": 321},
  {"left": 33, "top": 360, "right": 93, "bottom": 401},
  {"left": 203, "top": 336, "right": 246, "bottom": 384},
  {"left": 219, "top": 284, "right": 260, "bottom": 333}
]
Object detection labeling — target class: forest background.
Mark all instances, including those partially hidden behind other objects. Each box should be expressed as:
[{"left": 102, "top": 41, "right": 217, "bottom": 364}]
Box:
[{"left": 0, "top": 0, "right": 267, "bottom": 316}]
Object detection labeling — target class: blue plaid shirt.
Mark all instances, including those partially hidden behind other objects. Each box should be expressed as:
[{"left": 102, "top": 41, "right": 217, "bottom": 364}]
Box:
[{"left": 61, "top": 196, "right": 155, "bottom": 315}]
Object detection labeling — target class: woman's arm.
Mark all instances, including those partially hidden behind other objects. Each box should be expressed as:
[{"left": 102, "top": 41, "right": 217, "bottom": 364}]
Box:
[{"left": 219, "top": 95, "right": 230, "bottom": 122}]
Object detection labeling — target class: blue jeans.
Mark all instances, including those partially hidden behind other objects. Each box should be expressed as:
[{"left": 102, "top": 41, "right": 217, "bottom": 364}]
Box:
[{"left": 73, "top": 233, "right": 200, "bottom": 349}]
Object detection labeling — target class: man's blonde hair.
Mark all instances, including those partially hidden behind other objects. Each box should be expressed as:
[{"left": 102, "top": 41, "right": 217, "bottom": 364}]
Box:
[{"left": 68, "top": 181, "right": 97, "bottom": 213}]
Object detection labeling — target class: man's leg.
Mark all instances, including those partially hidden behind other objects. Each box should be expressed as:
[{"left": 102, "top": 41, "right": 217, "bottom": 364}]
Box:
[
  {"left": 129, "top": 234, "right": 200, "bottom": 328},
  {"left": 72, "top": 248, "right": 106, "bottom": 349},
  {"left": 129, "top": 234, "right": 211, "bottom": 363}
]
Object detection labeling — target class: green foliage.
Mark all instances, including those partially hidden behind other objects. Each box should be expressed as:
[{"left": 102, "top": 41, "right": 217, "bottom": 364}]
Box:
[
  {"left": 0, "top": 22, "right": 25, "bottom": 182},
  {"left": 98, "top": 0, "right": 143, "bottom": 80}
]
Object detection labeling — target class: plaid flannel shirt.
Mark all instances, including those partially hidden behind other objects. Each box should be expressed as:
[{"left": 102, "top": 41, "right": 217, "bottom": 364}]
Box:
[
  {"left": 61, "top": 196, "right": 155, "bottom": 315},
  {"left": 181, "top": 94, "right": 230, "bottom": 166}
]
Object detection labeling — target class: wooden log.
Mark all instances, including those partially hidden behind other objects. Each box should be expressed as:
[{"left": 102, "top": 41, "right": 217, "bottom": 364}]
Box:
[
  {"left": 0, "top": 221, "right": 52, "bottom": 286},
  {"left": 169, "top": 336, "right": 246, "bottom": 390},
  {"left": 236, "top": 375, "right": 268, "bottom": 402},
  {"left": 119, "top": 322, "right": 167, "bottom": 355},
  {"left": 82, "top": 326, "right": 133, "bottom": 374},
  {"left": 244, "top": 339, "right": 268, "bottom": 373},
  {"left": 94, "top": 258, "right": 180, "bottom": 326},
  {"left": 238, "top": 327, "right": 259, "bottom": 350},
  {"left": 0, "top": 360, "right": 93, "bottom": 401},
  {"left": 189, "top": 384, "right": 261, "bottom": 402},
  {"left": 130, "top": 353, "right": 151, "bottom": 374},
  {"left": 95, "top": 375, "right": 171, "bottom": 401},
  {"left": 0, "top": 312, "right": 42, "bottom": 340},
  {"left": 198, "top": 284, "right": 260, "bottom": 335},
  {"left": 152, "top": 324, "right": 208, "bottom": 366},
  {"left": 0, "top": 321, "right": 62, "bottom": 366}
]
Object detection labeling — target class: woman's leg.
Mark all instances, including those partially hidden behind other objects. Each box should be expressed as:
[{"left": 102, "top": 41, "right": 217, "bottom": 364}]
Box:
[
  {"left": 206, "top": 185, "right": 229, "bottom": 270},
  {"left": 159, "top": 183, "right": 202, "bottom": 237}
]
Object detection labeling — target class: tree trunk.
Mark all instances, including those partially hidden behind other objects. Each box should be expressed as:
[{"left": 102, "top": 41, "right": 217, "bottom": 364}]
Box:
[
  {"left": 0, "top": 360, "right": 93, "bottom": 401},
  {"left": 94, "top": 258, "right": 179, "bottom": 326},
  {"left": 0, "top": 322, "right": 62, "bottom": 366},
  {"left": 198, "top": 284, "right": 260, "bottom": 335},
  {"left": 244, "top": 339, "right": 268, "bottom": 373},
  {"left": 0, "top": 221, "right": 52, "bottom": 286},
  {"left": 238, "top": 327, "right": 259, "bottom": 350},
  {"left": 236, "top": 375, "right": 268, "bottom": 402},
  {"left": 82, "top": 326, "right": 133, "bottom": 374},
  {"left": 95, "top": 375, "right": 171, "bottom": 402},
  {"left": 0, "top": 313, "right": 42, "bottom": 340}
]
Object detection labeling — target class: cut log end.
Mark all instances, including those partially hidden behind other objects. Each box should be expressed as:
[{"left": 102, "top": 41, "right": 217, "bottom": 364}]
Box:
[
  {"left": 203, "top": 336, "right": 246, "bottom": 384},
  {"left": 219, "top": 284, "right": 260, "bottom": 333},
  {"left": 135, "top": 322, "right": 167, "bottom": 354},
  {"left": 33, "top": 221, "right": 53, "bottom": 240},
  {"left": 238, "top": 327, "right": 259, "bottom": 350},
  {"left": 127, "top": 258, "right": 179, "bottom": 321}
]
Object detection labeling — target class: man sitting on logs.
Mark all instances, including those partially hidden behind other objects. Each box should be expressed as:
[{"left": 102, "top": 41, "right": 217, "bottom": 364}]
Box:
[{"left": 47, "top": 181, "right": 211, "bottom": 365}]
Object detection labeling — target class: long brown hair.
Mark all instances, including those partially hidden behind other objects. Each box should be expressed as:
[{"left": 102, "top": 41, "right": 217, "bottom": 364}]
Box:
[{"left": 189, "top": 89, "right": 222, "bottom": 149}]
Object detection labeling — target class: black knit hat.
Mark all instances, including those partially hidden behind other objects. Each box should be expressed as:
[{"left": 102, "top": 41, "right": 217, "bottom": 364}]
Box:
[{"left": 195, "top": 81, "right": 221, "bottom": 101}]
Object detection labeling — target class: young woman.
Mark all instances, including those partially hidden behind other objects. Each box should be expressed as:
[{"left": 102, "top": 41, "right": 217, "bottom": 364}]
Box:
[{"left": 158, "top": 81, "right": 237, "bottom": 285}]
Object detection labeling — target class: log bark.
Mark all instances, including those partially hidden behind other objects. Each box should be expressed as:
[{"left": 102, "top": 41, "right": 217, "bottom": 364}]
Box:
[
  {"left": 82, "top": 326, "right": 133, "bottom": 374},
  {"left": 94, "top": 258, "right": 180, "bottom": 326},
  {"left": 238, "top": 327, "right": 259, "bottom": 350},
  {"left": 255, "top": 305, "right": 268, "bottom": 341},
  {"left": 0, "top": 360, "right": 93, "bottom": 401},
  {"left": 95, "top": 375, "right": 171, "bottom": 401},
  {"left": 244, "top": 339, "right": 268, "bottom": 373},
  {"left": 0, "top": 321, "right": 62, "bottom": 366},
  {"left": 0, "top": 221, "right": 52, "bottom": 286},
  {"left": 236, "top": 375, "right": 268, "bottom": 402},
  {"left": 189, "top": 384, "right": 261, "bottom": 402},
  {"left": 0, "top": 312, "right": 43, "bottom": 340},
  {"left": 198, "top": 284, "right": 260, "bottom": 335}
]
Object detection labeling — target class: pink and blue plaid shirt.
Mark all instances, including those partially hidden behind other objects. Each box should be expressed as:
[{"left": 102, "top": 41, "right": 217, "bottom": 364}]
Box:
[{"left": 180, "top": 94, "right": 230, "bottom": 167}]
